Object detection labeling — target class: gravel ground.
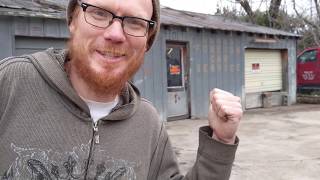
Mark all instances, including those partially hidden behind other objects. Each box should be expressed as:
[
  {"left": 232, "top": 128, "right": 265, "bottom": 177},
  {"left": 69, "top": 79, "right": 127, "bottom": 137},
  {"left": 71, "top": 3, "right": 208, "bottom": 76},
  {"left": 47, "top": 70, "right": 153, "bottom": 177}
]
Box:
[{"left": 166, "top": 104, "right": 320, "bottom": 180}]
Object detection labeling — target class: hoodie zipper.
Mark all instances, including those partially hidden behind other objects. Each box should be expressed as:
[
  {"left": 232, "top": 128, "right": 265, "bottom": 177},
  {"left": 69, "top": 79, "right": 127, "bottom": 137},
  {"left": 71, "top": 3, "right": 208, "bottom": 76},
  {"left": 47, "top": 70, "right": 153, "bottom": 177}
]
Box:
[
  {"left": 84, "top": 120, "right": 100, "bottom": 179},
  {"left": 93, "top": 121, "right": 100, "bottom": 144}
]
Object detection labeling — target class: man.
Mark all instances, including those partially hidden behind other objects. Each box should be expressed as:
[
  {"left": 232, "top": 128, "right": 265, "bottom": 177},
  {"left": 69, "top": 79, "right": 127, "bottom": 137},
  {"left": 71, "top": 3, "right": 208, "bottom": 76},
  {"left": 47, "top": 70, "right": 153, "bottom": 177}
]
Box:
[{"left": 0, "top": 0, "right": 242, "bottom": 179}]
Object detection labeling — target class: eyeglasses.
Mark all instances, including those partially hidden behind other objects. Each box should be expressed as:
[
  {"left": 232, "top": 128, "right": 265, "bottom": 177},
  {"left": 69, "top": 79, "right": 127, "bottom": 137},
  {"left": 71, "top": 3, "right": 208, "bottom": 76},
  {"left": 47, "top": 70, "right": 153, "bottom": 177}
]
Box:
[{"left": 78, "top": 2, "right": 157, "bottom": 37}]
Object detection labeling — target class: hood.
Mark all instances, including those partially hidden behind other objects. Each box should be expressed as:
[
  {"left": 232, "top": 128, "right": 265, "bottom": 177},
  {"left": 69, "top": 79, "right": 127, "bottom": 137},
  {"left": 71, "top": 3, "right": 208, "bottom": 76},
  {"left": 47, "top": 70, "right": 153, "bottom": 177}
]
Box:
[{"left": 28, "top": 48, "right": 141, "bottom": 121}]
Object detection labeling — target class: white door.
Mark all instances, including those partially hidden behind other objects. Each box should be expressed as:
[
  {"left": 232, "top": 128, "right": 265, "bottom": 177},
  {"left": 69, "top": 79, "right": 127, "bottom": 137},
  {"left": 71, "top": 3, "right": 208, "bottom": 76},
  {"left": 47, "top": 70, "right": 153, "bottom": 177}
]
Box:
[
  {"left": 245, "top": 49, "right": 283, "bottom": 108},
  {"left": 166, "top": 43, "right": 190, "bottom": 120}
]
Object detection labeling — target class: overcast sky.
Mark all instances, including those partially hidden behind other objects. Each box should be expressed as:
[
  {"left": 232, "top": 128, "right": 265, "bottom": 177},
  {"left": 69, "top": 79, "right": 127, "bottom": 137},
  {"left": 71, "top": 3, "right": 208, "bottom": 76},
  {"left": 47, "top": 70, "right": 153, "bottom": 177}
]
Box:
[{"left": 160, "top": 0, "right": 312, "bottom": 15}]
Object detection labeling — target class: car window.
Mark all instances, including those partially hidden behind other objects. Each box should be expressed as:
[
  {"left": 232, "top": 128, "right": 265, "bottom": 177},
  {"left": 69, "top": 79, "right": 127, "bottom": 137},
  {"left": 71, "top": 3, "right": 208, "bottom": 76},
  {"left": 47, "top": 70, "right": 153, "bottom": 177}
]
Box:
[{"left": 298, "top": 50, "right": 317, "bottom": 63}]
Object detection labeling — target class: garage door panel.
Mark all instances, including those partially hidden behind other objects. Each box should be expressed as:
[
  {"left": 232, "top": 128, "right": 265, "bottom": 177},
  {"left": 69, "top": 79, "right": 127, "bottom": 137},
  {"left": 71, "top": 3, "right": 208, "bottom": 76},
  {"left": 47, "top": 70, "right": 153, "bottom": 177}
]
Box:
[
  {"left": 247, "top": 86, "right": 283, "bottom": 94},
  {"left": 246, "top": 79, "right": 282, "bottom": 85},
  {"left": 245, "top": 49, "right": 282, "bottom": 93},
  {"left": 245, "top": 49, "right": 283, "bottom": 108},
  {"left": 246, "top": 76, "right": 282, "bottom": 83}
]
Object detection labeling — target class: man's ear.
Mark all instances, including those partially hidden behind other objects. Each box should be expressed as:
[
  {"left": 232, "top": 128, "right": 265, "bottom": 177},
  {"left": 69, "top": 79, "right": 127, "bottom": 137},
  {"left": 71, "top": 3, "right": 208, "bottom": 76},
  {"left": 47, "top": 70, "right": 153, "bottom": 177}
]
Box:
[
  {"left": 68, "top": 9, "right": 79, "bottom": 34},
  {"left": 69, "top": 21, "right": 76, "bottom": 34}
]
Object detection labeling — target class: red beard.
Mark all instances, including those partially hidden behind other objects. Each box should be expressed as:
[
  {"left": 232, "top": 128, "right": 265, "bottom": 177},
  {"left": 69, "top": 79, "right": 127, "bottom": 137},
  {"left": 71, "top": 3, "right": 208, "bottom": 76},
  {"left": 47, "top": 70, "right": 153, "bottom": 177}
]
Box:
[{"left": 67, "top": 36, "right": 144, "bottom": 97}]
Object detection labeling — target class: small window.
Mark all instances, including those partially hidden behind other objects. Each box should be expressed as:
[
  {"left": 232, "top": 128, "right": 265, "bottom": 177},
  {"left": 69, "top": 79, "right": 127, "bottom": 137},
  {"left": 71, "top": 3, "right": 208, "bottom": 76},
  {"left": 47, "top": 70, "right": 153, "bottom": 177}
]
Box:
[
  {"left": 166, "top": 47, "right": 183, "bottom": 87},
  {"left": 298, "top": 50, "right": 317, "bottom": 63}
]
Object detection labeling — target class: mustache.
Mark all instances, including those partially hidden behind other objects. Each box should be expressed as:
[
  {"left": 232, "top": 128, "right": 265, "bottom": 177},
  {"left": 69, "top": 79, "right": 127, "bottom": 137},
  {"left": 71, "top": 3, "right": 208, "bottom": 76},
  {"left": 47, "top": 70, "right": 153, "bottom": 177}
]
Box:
[{"left": 94, "top": 46, "right": 127, "bottom": 56}]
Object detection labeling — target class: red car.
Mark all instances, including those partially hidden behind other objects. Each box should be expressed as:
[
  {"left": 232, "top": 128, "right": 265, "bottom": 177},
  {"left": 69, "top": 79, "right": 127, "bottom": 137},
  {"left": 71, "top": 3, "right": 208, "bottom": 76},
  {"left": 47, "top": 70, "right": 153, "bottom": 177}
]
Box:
[{"left": 297, "top": 47, "right": 320, "bottom": 92}]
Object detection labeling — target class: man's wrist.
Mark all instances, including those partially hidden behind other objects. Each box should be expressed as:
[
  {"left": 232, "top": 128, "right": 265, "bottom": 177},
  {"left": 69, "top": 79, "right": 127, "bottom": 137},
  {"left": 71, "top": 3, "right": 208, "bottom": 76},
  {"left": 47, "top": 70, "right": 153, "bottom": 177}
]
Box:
[{"left": 211, "top": 131, "right": 236, "bottom": 145}]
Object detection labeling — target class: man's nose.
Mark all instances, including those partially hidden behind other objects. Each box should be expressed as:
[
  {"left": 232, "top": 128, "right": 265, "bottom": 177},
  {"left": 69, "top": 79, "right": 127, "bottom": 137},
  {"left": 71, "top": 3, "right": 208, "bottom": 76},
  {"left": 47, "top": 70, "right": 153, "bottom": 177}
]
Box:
[{"left": 103, "top": 20, "right": 126, "bottom": 43}]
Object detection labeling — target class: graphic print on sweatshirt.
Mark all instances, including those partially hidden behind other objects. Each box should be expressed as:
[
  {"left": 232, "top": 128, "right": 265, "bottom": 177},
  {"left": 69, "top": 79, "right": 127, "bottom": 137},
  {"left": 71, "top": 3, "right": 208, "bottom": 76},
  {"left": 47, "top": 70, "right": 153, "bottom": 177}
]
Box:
[{"left": 2, "top": 142, "right": 137, "bottom": 180}]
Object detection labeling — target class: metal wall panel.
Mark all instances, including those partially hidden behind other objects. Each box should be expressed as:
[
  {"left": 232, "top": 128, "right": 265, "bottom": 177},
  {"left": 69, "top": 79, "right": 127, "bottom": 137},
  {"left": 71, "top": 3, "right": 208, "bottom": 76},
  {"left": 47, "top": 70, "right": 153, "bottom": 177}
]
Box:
[
  {"left": 59, "top": 21, "right": 70, "bottom": 38},
  {"left": 151, "top": 37, "right": 165, "bottom": 120},
  {"left": 201, "top": 30, "right": 210, "bottom": 116},
  {"left": 192, "top": 30, "right": 205, "bottom": 117},
  {"left": 14, "top": 17, "right": 29, "bottom": 36},
  {"left": 0, "top": 16, "right": 13, "bottom": 60},
  {"left": 29, "top": 18, "right": 44, "bottom": 37},
  {"left": 208, "top": 32, "right": 217, "bottom": 92},
  {"left": 133, "top": 27, "right": 297, "bottom": 121},
  {"left": 133, "top": 32, "right": 168, "bottom": 120},
  {"left": 14, "top": 37, "right": 66, "bottom": 56},
  {"left": 137, "top": 27, "right": 247, "bottom": 120},
  {"left": 44, "top": 19, "right": 61, "bottom": 37},
  {"left": 222, "top": 32, "right": 230, "bottom": 90},
  {"left": 14, "top": 17, "right": 69, "bottom": 38},
  {"left": 215, "top": 32, "right": 223, "bottom": 89}
]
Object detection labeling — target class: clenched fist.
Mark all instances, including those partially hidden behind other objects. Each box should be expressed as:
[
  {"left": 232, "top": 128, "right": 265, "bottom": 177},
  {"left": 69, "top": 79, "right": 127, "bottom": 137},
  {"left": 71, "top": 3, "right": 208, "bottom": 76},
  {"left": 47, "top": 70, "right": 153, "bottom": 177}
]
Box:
[{"left": 208, "top": 88, "right": 243, "bottom": 144}]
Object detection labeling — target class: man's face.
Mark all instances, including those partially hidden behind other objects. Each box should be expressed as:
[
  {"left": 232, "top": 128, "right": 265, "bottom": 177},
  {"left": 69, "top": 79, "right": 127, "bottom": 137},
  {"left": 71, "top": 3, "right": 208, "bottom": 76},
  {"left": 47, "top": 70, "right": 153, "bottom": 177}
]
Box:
[{"left": 68, "top": 0, "right": 153, "bottom": 94}]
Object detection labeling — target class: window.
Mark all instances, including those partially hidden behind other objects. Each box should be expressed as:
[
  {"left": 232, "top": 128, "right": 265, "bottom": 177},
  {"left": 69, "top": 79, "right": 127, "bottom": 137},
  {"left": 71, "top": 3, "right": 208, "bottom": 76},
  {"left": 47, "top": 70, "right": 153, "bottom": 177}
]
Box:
[
  {"left": 298, "top": 50, "right": 317, "bottom": 63},
  {"left": 166, "top": 47, "right": 183, "bottom": 87}
]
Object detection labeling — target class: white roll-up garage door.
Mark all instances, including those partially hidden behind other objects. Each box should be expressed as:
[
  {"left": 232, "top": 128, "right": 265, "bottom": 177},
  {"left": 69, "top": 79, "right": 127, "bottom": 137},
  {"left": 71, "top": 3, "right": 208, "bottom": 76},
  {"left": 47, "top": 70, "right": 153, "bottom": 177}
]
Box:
[{"left": 245, "top": 49, "right": 282, "bottom": 93}]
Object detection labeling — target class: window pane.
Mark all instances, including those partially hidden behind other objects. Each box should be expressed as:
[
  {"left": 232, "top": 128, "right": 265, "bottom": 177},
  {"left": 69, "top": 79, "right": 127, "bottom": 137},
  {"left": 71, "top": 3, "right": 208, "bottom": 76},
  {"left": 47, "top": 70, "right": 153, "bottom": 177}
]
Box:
[
  {"left": 298, "top": 50, "right": 317, "bottom": 63},
  {"left": 166, "top": 47, "right": 183, "bottom": 87}
]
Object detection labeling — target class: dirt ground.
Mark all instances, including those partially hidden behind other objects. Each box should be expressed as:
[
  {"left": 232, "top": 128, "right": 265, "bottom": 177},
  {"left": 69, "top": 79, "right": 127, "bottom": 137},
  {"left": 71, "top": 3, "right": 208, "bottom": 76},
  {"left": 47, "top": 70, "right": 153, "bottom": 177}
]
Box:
[{"left": 166, "top": 104, "right": 320, "bottom": 180}]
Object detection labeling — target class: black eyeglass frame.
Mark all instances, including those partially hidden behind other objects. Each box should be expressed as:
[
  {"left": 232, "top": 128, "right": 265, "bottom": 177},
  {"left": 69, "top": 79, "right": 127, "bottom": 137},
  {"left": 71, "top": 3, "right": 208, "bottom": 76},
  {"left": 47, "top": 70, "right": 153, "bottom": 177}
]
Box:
[{"left": 78, "top": 1, "right": 157, "bottom": 37}]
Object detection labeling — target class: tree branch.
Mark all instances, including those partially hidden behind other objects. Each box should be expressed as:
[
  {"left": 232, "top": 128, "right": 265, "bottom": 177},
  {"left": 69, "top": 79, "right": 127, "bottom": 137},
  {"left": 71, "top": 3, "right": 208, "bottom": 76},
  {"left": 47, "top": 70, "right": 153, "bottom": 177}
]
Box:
[
  {"left": 293, "top": 0, "right": 320, "bottom": 45},
  {"left": 314, "top": 0, "right": 320, "bottom": 21},
  {"left": 269, "top": 0, "right": 282, "bottom": 19},
  {"left": 235, "top": 0, "right": 255, "bottom": 22}
]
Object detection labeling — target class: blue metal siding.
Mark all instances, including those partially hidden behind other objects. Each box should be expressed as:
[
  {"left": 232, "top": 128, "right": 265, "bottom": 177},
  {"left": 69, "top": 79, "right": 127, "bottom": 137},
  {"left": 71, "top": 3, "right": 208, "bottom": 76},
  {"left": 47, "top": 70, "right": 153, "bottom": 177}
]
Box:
[
  {"left": 0, "top": 13, "right": 297, "bottom": 121},
  {"left": 0, "top": 16, "right": 13, "bottom": 60},
  {"left": 215, "top": 32, "right": 223, "bottom": 89},
  {"left": 14, "top": 17, "right": 68, "bottom": 38},
  {"left": 201, "top": 30, "right": 210, "bottom": 117},
  {"left": 136, "top": 27, "right": 249, "bottom": 120},
  {"left": 14, "top": 36, "right": 66, "bottom": 56},
  {"left": 137, "top": 26, "right": 297, "bottom": 121},
  {"left": 208, "top": 32, "right": 216, "bottom": 91},
  {"left": 44, "top": 19, "right": 61, "bottom": 37},
  {"left": 192, "top": 30, "right": 204, "bottom": 117}
]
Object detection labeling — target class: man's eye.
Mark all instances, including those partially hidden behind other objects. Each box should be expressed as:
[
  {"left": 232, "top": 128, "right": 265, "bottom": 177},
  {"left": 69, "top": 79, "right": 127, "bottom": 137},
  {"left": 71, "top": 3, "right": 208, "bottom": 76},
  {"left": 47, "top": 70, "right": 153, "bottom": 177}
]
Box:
[
  {"left": 91, "top": 9, "right": 109, "bottom": 19},
  {"left": 126, "top": 18, "right": 147, "bottom": 29}
]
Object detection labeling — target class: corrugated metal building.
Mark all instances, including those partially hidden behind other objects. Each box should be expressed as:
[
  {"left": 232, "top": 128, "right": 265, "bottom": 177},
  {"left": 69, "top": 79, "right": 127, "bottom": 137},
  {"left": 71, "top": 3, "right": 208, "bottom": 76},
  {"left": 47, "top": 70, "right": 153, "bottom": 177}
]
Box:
[
  {"left": 0, "top": 0, "right": 300, "bottom": 121},
  {"left": 0, "top": 0, "right": 68, "bottom": 56}
]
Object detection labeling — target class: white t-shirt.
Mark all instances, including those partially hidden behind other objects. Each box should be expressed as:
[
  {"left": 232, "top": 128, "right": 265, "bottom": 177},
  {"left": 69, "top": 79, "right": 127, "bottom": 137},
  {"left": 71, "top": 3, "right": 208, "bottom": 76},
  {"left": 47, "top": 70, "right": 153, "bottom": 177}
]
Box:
[{"left": 82, "top": 96, "right": 119, "bottom": 123}]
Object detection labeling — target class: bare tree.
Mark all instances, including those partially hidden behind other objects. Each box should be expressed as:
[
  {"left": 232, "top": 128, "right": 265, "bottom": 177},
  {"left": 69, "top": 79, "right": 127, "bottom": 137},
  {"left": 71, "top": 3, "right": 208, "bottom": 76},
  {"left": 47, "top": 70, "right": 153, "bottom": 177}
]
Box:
[
  {"left": 235, "top": 0, "right": 255, "bottom": 22},
  {"left": 268, "top": 0, "right": 282, "bottom": 27},
  {"left": 293, "top": 0, "right": 320, "bottom": 46},
  {"left": 234, "top": 0, "right": 282, "bottom": 27},
  {"left": 216, "top": 0, "right": 319, "bottom": 49},
  {"left": 315, "top": 0, "right": 320, "bottom": 20}
]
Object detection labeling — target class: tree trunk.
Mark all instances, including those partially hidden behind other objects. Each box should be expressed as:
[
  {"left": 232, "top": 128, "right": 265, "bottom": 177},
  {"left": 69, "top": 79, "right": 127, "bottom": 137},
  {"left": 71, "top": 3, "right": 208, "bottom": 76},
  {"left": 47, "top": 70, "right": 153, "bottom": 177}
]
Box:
[
  {"left": 314, "top": 0, "right": 320, "bottom": 21},
  {"left": 293, "top": 0, "right": 320, "bottom": 46},
  {"left": 269, "top": 0, "right": 282, "bottom": 27},
  {"left": 236, "top": 0, "right": 255, "bottom": 22}
]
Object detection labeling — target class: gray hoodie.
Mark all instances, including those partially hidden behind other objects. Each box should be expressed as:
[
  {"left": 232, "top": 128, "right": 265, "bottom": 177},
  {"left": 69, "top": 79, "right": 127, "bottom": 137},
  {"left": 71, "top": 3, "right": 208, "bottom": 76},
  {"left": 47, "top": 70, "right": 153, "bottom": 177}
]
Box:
[{"left": 0, "top": 48, "right": 238, "bottom": 180}]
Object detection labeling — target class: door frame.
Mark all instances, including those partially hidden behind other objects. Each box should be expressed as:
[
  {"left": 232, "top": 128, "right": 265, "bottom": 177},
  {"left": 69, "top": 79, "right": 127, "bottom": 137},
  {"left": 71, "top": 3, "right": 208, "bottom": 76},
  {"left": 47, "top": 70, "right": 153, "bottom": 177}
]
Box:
[{"left": 166, "top": 41, "right": 191, "bottom": 121}]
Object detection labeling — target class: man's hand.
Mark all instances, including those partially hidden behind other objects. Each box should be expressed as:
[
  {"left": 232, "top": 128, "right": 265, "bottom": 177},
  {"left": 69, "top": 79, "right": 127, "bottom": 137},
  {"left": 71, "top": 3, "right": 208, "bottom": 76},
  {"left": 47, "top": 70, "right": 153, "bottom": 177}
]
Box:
[{"left": 208, "top": 88, "right": 243, "bottom": 144}]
